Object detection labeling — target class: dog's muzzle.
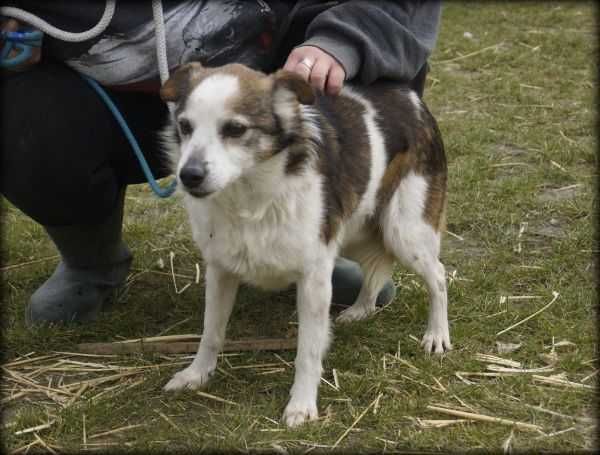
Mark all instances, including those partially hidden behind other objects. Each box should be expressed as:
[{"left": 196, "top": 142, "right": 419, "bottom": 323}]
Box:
[{"left": 179, "top": 160, "right": 211, "bottom": 197}]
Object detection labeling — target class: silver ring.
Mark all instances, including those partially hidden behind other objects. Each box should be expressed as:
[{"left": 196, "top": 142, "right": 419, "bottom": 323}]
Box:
[{"left": 299, "top": 58, "right": 315, "bottom": 71}]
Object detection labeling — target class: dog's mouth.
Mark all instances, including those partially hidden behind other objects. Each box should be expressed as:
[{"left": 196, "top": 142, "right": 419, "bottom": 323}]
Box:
[{"left": 185, "top": 188, "right": 215, "bottom": 199}]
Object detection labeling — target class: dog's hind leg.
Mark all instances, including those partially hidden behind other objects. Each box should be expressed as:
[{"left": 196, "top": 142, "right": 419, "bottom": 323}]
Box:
[
  {"left": 283, "top": 256, "right": 334, "bottom": 427},
  {"left": 164, "top": 264, "right": 239, "bottom": 391},
  {"left": 381, "top": 173, "right": 451, "bottom": 354},
  {"left": 335, "top": 248, "right": 394, "bottom": 323},
  {"left": 406, "top": 248, "right": 450, "bottom": 354}
]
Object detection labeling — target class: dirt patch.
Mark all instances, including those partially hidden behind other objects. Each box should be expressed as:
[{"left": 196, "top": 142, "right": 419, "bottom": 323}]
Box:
[
  {"left": 537, "top": 184, "right": 583, "bottom": 203},
  {"left": 528, "top": 218, "right": 568, "bottom": 240},
  {"left": 492, "top": 163, "right": 532, "bottom": 182},
  {"left": 487, "top": 144, "right": 532, "bottom": 181},
  {"left": 440, "top": 62, "right": 480, "bottom": 80},
  {"left": 443, "top": 234, "right": 488, "bottom": 258},
  {"left": 489, "top": 143, "right": 529, "bottom": 159}
]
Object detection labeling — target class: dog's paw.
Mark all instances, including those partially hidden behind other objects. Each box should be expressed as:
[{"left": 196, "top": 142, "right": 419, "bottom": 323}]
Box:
[
  {"left": 335, "top": 304, "right": 376, "bottom": 324},
  {"left": 163, "top": 366, "right": 213, "bottom": 392},
  {"left": 282, "top": 400, "right": 318, "bottom": 428},
  {"left": 421, "top": 327, "right": 452, "bottom": 354}
]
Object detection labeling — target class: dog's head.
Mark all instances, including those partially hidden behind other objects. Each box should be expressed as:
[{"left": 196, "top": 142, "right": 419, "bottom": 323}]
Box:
[{"left": 160, "top": 62, "right": 315, "bottom": 198}]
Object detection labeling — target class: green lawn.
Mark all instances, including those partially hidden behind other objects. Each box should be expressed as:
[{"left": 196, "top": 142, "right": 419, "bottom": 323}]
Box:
[{"left": 2, "top": 2, "right": 597, "bottom": 452}]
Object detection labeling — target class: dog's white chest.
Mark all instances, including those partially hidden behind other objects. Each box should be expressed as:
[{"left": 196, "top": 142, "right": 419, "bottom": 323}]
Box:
[{"left": 185, "top": 181, "right": 322, "bottom": 290}]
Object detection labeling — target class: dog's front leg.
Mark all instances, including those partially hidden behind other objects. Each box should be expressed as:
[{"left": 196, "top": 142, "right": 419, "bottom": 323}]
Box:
[
  {"left": 164, "top": 264, "right": 239, "bottom": 391},
  {"left": 283, "top": 260, "right": 334, "bottom": 427}
]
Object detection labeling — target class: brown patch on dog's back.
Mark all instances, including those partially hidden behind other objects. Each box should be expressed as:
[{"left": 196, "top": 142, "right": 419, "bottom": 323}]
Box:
[
  {"left": 314, "top": 93, "right": 371, "bottom": 242},
  {"left": 424, "top": 174, "right": 447, "bottom": 232},
  {"left": 353, "top": 83, "right": 447, "bottom": 230},
  {"left": 422, "top": 119, "right": 447, "bottom": 232},
  {"left": 377, "top": 150, "right": 416, "bottom": 214}
]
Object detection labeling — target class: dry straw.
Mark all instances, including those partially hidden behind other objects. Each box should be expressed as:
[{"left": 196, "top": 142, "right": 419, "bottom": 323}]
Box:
[
  {"left": 496, "top": 291, "right": 560, "bottom": 336},
  {"left": 332, "top": 393, "right": 383, "bottom": 448},
  {"left": 532, "top": 374, "right": 593, "bottom": 390},
  {"left": 426, "top": 405, "right": 542, "bottom": 432}
]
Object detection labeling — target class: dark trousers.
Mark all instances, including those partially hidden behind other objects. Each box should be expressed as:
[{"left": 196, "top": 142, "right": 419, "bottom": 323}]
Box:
[
  {"left": 1, "top": 60, "right": 169, "bottom": 226},
  {"left": 1, "top": 60, "right": 427, "bottom": 227}
]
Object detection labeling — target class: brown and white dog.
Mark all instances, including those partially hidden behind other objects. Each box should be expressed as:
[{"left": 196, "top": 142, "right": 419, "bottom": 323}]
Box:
[{"left": 159, "top": 62, "right": 450, "bottom": 427}]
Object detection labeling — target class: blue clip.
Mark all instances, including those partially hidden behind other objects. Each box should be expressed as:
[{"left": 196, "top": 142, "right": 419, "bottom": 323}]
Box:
[{"left": 0, "top": 29, "right": 43, "bottom": 68}]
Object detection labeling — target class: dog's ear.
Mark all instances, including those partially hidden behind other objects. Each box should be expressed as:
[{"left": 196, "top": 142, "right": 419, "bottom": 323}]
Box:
[
  {"left": 160, "top": 62, "right": 204, "bottom": 103},
  {"left": 272, "top": 70, "right": 315, "bottom": 105}
]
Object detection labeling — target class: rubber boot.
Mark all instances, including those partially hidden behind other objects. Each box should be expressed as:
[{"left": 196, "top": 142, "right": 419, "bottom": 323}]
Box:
[
  {"left": 26, "top": 191, "right": 132, "bottom": 326},
  {"left": 331, "top": 257, "right": 396, "bottom": 307}
]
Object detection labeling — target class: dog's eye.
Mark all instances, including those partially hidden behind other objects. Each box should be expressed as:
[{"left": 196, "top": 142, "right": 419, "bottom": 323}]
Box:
[
  {"left": 178, "top": 119, "right": 193, "bottom": 136},
  {"left": 221, "top": 120, "right": 248, "bottom": 139}
]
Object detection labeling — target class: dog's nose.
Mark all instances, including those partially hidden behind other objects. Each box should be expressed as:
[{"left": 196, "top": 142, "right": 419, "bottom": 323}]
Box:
[{"left": 179, "top": 162, "right": 208, "bottom": 189}]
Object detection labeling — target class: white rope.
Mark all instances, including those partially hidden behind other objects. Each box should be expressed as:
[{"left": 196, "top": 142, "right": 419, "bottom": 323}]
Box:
[
  {"left": 2, "top": 0, "right": 173, "bottom": 109},
  {"left": 0, "top": 0, "right": 116, "bottom": 43},
  {"left": 1, "top": 1, "right": 172, "bottom": 81},
  {"left": 151, "top": 0, "right": 170, "bottom": 85}
]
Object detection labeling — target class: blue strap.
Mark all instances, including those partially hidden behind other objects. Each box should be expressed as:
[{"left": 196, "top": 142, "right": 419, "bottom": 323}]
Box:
[
  {"left": 1, "top": 28, "right": 177, "bottom": 198},
  {"left": 82, "top": 76, "right": 177, "bottom": 198}
]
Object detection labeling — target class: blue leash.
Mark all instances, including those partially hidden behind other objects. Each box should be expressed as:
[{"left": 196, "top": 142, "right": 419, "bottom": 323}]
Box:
[
  {"left": 1, "top": 29, "right": 177, "bottom": 198},
  {"left": 81, "top": 76, "right": 177, "bottom": 198}
]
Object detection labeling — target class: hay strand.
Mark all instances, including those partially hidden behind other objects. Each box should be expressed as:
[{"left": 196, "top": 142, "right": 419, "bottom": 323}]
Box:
[
  {"left": 581, "top": 369, "right": 598, "bottom": 383},
  {"left": 474, "top": 353, "right": 522, "bottom": 368},
  {"left": 1, "top": 255, "right": 60, "bottom": 272},
  {"left": 417, "top": 418, "right": 471, "bottom": 428},
  {"left": 486, "top": 365, "right": 554, "bottom": 374},
  {"left": 426, "top": 405, "right": 542, "bottom": 432},
  {"left": 432, "top": 42, "right": 504, "bottom": 64},
  {"left": 532, "top": 374, "right": 594, "bottom": 390},
  {"left": 497, "top": 291, "right": 559, "bottom": 336},
  {"left": 14, "top": 420, "right": 55, "bottom": 436},
  {"left": 32, "top": 433, "right": 57, "bottom": 454},
  {"left": 89, "top": 423, "right": 145, "bottom": 440},
  {"left": 332, "top": 393, "right": 382, "bottom": 448},
  {"left": 196, "top": 390, "right": 239, "bottom": 406}
]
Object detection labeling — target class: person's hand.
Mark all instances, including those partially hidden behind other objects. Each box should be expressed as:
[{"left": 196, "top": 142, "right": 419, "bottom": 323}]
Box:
[
  {"left": 1, "top": 19, "right": 41, "bottom": 71},
  {"left": 284, "top": 45, "right": 346, "bottom": 96}
]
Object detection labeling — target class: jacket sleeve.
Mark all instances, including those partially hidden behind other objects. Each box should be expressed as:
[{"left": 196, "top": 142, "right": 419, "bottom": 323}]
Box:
[{"left": 301, "top": 0, "right": 442, "bottom": 84}]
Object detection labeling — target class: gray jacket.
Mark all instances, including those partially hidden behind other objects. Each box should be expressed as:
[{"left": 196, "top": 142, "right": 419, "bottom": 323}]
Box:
[{"left": 292, "top": 0, "right": 441, "bottom": 84}]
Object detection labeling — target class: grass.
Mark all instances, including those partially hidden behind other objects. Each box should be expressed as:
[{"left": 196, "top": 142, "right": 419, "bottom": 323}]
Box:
[{"left": 1, "top": 2, "right": 597, "bottom": 452}]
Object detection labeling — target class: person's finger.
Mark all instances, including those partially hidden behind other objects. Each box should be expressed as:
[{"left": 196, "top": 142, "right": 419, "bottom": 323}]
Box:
[
  {"left": 1, "top": 19, "right": 19, "bottom": 48},
  {"left": 1, "top": 19, "right": 20, "bottom": 32},
  {"left": 291, "top": 56, "right": 315, "bottom": 82},
  {"left": 326, "top": 64, "right": 346, "bottom": 96},
  {"left": 1, "top": 20, "right": 20, "bottom": 63},
  {"left": 283, "top": 52, "right": 301, "bottom": 73},
  {"left": 309, "top": 58, "right": 330, "bottom": 93}
]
